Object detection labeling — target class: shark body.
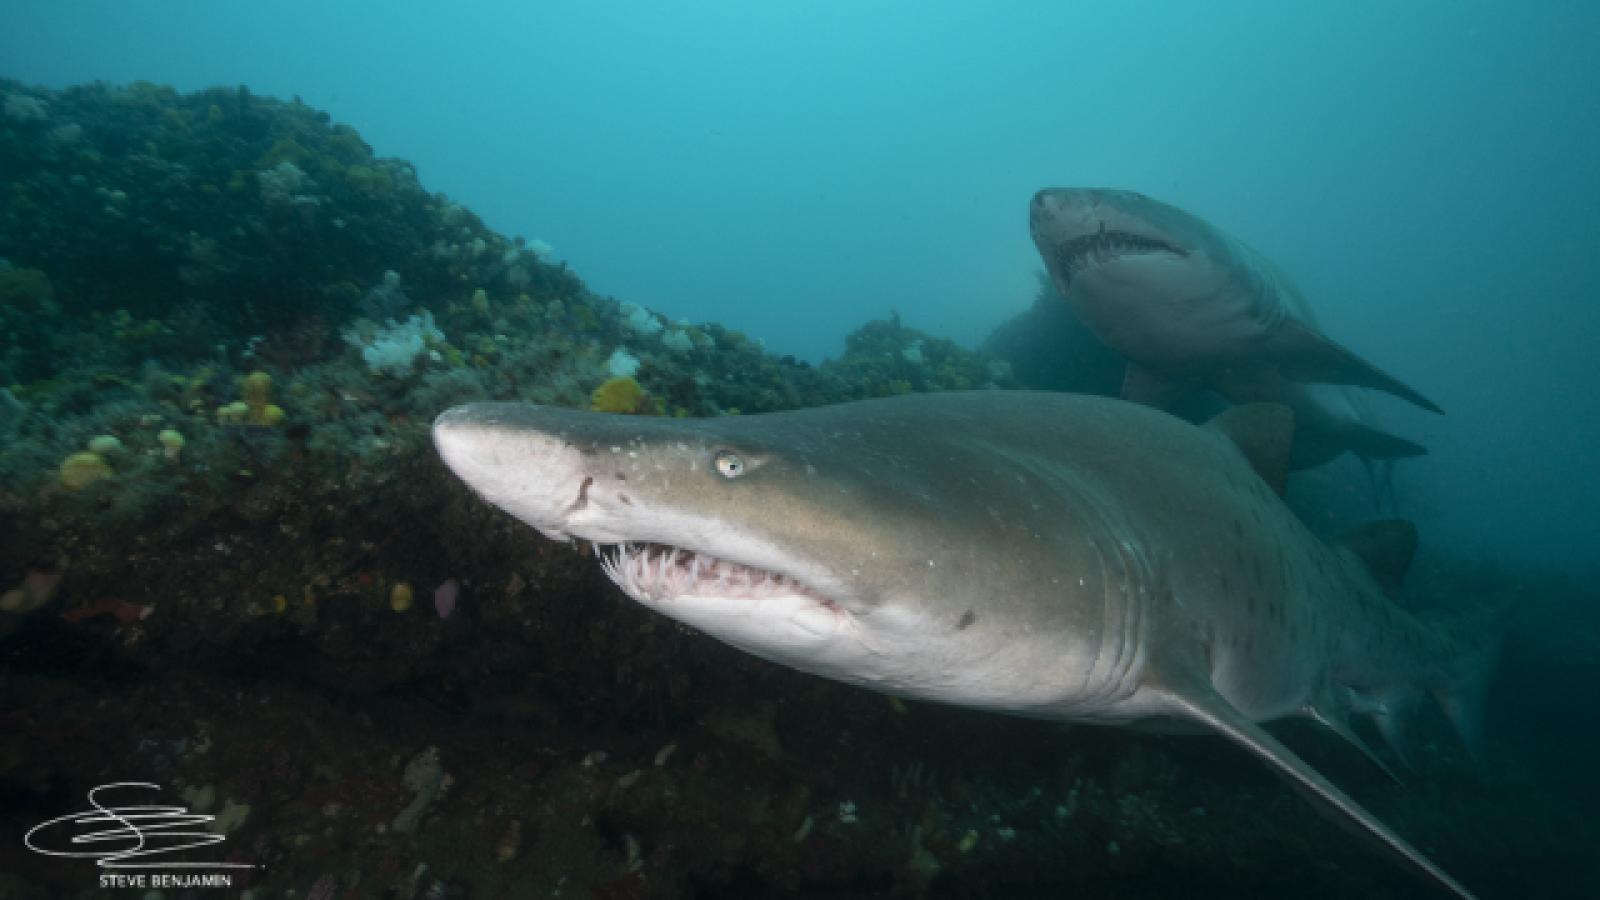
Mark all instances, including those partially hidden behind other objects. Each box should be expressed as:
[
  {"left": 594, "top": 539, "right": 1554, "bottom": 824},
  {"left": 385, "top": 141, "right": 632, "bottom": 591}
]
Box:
[
  {"left": 434, "top": 391, "right": 1491, "bottom": 897},
  {"left": 1029, "top": 188, "right": 1436, "bottom": 467}
]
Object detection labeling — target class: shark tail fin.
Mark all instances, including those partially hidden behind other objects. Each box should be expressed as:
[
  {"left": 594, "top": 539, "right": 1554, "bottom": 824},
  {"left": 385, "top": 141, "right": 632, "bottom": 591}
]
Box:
[
  {"left": 1424, "top": 601, "right": 1513, "bottom": 765},
  {"left": 1270, "top": 320, "right": 1445, "bottom": 415},
  {"left": 1341, "top": 519, "right": 1512, "bottom": 765}
]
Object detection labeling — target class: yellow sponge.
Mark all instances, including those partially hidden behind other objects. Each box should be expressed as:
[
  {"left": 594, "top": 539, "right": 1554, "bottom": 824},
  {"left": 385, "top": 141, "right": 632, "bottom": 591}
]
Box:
[
  {"left": 590, "top": 377, "right": 654, "bottom": 414},
  {"left": 59, "top": 451, "right": 113, "bottom": 491},
  {"left": 241, "top": 371, "right": 283, "bottom": 426}
]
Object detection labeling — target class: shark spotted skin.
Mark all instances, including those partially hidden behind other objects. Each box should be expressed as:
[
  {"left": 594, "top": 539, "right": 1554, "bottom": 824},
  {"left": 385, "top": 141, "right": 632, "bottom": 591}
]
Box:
[
  {"left": 1028, "top": 188, "right": 1439, "bottom": 466},
  {"left": 434, "top": 391, "right": 1491, "bottom": 897}
]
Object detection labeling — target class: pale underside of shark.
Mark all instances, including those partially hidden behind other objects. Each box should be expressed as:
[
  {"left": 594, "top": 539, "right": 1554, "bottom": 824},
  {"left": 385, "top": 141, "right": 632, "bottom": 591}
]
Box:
[
  {"left": 434, "top": 391, "right": 1492, "bottom": 898},
  {"left": 1029, "top": 188, "right": 1436, "bottom": 468}
]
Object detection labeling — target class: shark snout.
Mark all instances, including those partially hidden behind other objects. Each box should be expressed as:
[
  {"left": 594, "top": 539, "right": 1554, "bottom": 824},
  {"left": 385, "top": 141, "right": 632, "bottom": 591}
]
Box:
[
  {"left": 433, "top": 403, "right": 594, "bottom": 538},
  {"left": 1030, "top": 188, "right": 1105, "bottom": 240},
  {"left": 1032, "top": 187, "right": 1104, "bottom": 211},
  {"left": 1031, "top": 187, "right": 1156, "bottom": 231}
]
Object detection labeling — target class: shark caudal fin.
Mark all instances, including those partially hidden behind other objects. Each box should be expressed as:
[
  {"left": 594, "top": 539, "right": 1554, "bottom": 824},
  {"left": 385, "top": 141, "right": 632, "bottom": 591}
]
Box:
[
  {"left": 1269, "top": 320, "right": 1445, "bottom": 415},
  {"left": 1339, "top": 519, "right": 1510, "bottom": 767},
  {"left": 1160, "top": 681, "right": 1479, "bottom": 899},
  {"left": 1364, "top": 605, "right": 1507, "bottom": 770},
  {"left": 1423, "top": 604, "right": 1511, "bottom": 766}
]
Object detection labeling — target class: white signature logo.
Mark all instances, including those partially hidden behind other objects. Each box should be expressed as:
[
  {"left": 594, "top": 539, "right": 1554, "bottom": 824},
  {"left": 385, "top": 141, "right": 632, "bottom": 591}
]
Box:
[{"left": 24, "top": 782, "right": 256, "bottom": 870}]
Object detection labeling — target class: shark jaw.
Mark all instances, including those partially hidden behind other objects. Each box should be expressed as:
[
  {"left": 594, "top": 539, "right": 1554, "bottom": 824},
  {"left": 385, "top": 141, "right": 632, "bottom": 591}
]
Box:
[
  {"left": 1029, "top": 189, "right": 1189, "bottom": 291},
  {"left": 595, "top": 540, "right": 858, "bottom": 651},
  {"left": 1046, "top": 222, "right": 1189, "bottom": 289},
  {"left": 597, "top": 541, "right": 831, "bottom": 610}
]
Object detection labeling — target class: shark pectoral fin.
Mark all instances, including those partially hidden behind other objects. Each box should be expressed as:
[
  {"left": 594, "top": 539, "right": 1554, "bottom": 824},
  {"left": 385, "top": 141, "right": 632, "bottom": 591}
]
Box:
[
  {"left": 1120, "top": 363, "right": 1191, "bottom": 410},
  {"left": 1345, "top": 421, "right": 1429, "bottom": 461},
  {"left": 1338, "top": 519, "right": 1419, "bottom": 600},
  {"left": 1204, "top": 403, "right": 1294, "bottom": 496},
  {"left": 1269, "top": 320, "right": 1445, "bottom": 415},
  {"left": 1161, "top": 684, "right": 1477, "bottom": 899}
]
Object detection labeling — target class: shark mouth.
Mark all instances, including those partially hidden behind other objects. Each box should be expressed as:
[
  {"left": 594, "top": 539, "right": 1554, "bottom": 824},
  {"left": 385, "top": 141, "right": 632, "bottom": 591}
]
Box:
[
  {"left": 596, "top": 542, "right": 837, "bottom": 609},
  {"left": 1052, "top": 225, "right": 1186, "bottom": 285}
]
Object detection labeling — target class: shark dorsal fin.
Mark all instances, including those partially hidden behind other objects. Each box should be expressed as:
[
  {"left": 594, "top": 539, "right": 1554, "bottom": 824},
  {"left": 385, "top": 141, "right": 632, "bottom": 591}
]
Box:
[
  {"left": 1338, "top": 519, "right": 1418, "bottom": 599},
  {"left": 1205, "top": 403, "right": 1294, "bottom": 496}
]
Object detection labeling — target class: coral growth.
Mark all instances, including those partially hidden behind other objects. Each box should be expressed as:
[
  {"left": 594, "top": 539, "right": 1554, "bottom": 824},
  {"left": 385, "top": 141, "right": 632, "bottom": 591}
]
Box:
[{"left": 0, "top": 267, "right": 53, "bottom": 312}]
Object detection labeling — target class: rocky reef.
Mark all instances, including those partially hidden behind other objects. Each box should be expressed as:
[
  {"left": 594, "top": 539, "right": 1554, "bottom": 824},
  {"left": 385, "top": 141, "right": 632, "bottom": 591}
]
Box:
[{"left": 0, "top": 78, "right": 1593, "bottom": 899}]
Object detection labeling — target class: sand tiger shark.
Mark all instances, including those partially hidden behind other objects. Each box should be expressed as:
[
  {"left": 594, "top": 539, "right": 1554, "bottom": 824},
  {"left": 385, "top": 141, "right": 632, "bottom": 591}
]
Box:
[
  {"left": 434, "top": 391, "right": 1495, "bottom": 897},
  {"left": 1029, "top": 188, "right": 1438, "bottom": 467}
]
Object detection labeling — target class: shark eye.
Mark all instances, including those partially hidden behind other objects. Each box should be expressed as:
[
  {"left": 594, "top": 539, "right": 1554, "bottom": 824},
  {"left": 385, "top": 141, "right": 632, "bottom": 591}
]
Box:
[{"left": 712, "top": 450, "right": 745, "bottom": 479}]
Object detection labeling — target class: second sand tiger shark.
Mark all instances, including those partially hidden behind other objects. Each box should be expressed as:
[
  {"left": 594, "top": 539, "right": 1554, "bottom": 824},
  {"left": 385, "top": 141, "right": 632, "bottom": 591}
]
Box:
[
  {"left": 434, "top": 391, "right": 1498, "bottom": 898},
  {"left": 1029, "top": 188, "right": 1439, "bottom": 470}
]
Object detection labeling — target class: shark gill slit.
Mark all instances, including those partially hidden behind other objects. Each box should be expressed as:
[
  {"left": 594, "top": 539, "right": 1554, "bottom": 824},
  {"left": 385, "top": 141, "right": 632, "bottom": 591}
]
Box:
[{"left": 1081, "top": 502, "right": 1150, "bottom": 710}]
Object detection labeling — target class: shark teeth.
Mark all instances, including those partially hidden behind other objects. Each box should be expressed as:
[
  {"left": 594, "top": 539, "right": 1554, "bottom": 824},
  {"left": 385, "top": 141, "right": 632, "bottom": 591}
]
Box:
[
  {"left": 1055, "top": 227, "right": 1186, "bottom": 280},
  {"left": 597, "top": 542, "right": 823, "bottom": 606}
]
